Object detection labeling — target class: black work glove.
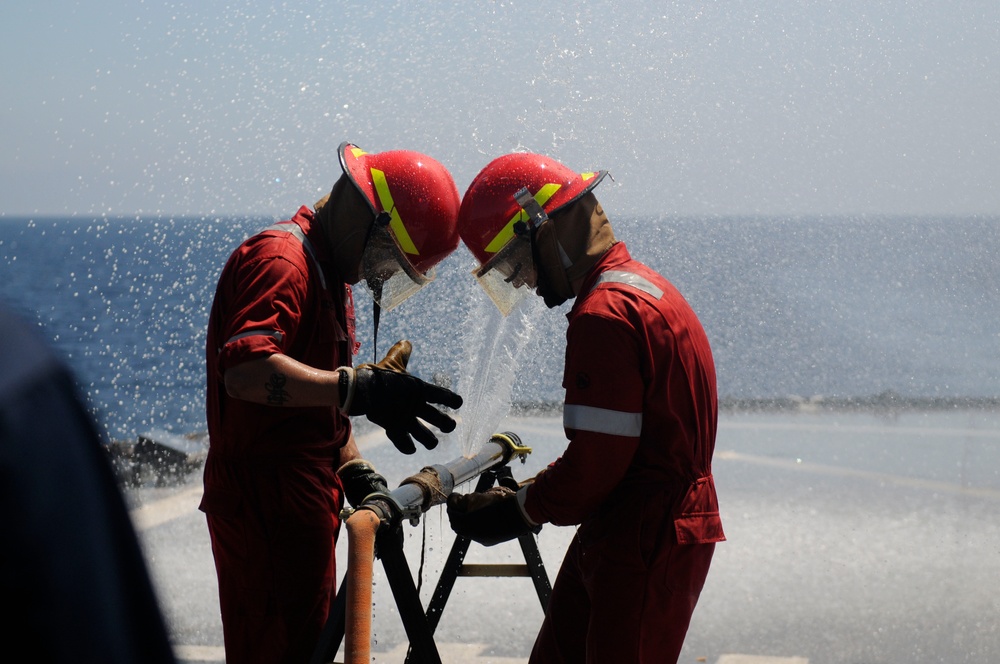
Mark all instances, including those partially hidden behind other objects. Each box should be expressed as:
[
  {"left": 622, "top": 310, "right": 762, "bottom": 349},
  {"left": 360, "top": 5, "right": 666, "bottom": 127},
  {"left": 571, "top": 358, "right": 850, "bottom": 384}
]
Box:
[
  {"left": 337, "top": 459, "right": 389, "bottom": 509},
  {"left": 447, "top": 485, "right": 541, "bottom": 547},
  {"left": 344, "top": 340, "right": 463, "bottom": 454}
]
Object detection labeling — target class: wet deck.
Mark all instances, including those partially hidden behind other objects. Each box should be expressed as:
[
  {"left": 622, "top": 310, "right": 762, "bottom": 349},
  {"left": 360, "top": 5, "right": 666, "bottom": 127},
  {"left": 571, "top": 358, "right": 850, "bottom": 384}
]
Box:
[{"left": 133, "top": 409, "right": 1000, "bottom": 664}]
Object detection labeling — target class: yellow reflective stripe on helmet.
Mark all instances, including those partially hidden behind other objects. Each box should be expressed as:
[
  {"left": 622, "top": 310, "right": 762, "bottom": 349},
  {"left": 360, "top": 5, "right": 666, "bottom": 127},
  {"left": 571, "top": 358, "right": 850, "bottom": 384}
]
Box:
[
  {"left": 370, "top": 167, "right": 418, "bottom": 255},
  {"left": 350, "top": 147, "right": 368, "bottom": 159},
  {"left": 483, "top": 182, "right": 562, "bottom": 254}
]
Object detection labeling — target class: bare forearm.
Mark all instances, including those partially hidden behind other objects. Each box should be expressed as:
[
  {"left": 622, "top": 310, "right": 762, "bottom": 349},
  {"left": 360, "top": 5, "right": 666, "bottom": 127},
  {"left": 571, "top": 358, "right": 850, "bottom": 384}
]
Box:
[
  {"left": 224, "top": 354, "right": 343, "bottom": 408},
  {"left": 338, "top": 432, "right": 363, "bottom": 467}
]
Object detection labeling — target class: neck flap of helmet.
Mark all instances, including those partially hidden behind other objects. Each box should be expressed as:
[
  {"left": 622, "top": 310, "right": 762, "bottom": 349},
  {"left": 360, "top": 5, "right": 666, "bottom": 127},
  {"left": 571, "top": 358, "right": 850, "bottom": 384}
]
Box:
[{"left": 513, "top": 188, "right": 575, "bottom": 308}]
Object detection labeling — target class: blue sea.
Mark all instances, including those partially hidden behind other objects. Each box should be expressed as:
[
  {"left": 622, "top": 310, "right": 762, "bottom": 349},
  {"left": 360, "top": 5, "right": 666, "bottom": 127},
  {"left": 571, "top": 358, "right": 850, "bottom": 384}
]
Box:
[{"left": 1, "top": 215, "right": 997, "bottom": 443}]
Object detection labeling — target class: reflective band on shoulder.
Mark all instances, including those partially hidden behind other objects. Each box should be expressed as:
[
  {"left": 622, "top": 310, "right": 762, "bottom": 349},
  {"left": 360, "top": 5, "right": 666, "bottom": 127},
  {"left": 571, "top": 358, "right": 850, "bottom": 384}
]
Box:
[
  {"left": 563, "top": 404, "right": 642, "bottom": 437},
  {"left": 264, "top": 223, "right": 328, "bottom": 290},
  {"left": 592, "top": 270, "right": 663, "bottom": 299},
  {"left": 224, "top": 329, "right": 284, "bottom": 346}
]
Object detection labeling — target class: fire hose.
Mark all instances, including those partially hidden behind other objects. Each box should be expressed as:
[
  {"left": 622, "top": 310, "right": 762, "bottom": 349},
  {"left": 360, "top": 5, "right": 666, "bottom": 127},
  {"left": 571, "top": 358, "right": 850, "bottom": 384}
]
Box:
[{"left": 341, "top": 432, "right": 531, "bottom": 664}]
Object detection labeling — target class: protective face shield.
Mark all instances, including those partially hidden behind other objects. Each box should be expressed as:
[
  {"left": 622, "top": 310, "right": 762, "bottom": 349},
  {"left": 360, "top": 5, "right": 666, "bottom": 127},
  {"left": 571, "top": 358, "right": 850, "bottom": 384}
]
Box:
[
  {"left": 338, "top": 142, "right": 460, "bottom": 311},
  {"left": 472, "top": 229, "right": 538, "bottom": 316},
  {"left": 458, "top": 153, "right": 608, "bottom": 315},
  {"left": 358, "top": 211, "right": 433, "bottom": 311}
]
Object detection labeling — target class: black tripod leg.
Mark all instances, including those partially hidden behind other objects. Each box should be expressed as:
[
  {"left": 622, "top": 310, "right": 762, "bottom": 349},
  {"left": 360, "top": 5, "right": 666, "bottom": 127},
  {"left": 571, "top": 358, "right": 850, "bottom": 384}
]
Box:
[
  {"left": 517, "top": 532, "right": 552, "bottom": 610},
  {"left": 310, "top": 577, "right": 347, "bottom": 664},
  {"left": 422, "top": 533, "right": 472, "bottom": 637},
  {"left": 494, "top": 466, "right": 552, "bottom": 609},
  {"left": 378, "top": 527, "right": 443, "bottom": 664},
  {"left": 420, "top": 470, "right": 497, "bottom": 637}
]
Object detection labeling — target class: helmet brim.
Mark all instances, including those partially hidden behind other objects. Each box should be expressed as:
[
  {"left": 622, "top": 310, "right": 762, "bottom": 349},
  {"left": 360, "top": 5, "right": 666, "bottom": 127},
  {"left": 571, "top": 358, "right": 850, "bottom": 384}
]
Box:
[
  {"left": 338, "top": 141, "right": 379, "bottom": 217},
  {"left": 549, "top": 169, "right": 609, "bottom": 218}
]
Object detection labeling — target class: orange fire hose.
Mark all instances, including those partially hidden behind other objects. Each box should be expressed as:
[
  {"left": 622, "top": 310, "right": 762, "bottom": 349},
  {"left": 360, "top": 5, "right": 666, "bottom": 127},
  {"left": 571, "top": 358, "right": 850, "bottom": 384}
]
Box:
[{"left": 344, "top": 508, "right": 381, "bottom": 664}]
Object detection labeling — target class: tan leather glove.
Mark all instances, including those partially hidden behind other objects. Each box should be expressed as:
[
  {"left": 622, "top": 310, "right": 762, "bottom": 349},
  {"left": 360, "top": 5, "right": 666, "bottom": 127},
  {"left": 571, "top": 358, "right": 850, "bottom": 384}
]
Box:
[{"left": 357, "top": 340, "right": 411, "bottom": 373}]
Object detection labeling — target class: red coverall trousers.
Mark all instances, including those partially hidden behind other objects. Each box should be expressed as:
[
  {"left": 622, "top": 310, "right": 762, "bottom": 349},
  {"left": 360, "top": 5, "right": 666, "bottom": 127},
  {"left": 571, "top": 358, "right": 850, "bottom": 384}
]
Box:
[
  {"left": 202, "top": 459, "right": 341, "bottom": 664},
  {"left": 530, "top": 521, "right": 715, "bottom": 663}
]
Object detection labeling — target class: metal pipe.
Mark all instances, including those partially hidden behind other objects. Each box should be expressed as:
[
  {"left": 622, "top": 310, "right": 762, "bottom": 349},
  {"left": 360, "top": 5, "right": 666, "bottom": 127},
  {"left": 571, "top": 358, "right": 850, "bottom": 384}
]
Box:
[
  {"left": 355, "top": 432, "right": 529, "bottom": 526},
  {"left": 348, "top": 431, "right": 531, "bottom": 528}
]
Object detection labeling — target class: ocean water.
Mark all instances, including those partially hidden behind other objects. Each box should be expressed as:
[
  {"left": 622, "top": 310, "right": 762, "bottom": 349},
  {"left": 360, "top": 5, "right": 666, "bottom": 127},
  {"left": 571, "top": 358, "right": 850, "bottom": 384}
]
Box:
[{"left": 1, "top": 214, "right": 997, "bottom": 443}]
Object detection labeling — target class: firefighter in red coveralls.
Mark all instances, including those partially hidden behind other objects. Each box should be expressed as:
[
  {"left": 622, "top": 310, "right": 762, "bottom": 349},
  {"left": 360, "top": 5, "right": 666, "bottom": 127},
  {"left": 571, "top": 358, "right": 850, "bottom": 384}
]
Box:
[
  {"left": 448, "top": 152, "right": 725, "bottom": 663},
  {"left": 202, "top": 142, "right": 464, "bottom": 664}
]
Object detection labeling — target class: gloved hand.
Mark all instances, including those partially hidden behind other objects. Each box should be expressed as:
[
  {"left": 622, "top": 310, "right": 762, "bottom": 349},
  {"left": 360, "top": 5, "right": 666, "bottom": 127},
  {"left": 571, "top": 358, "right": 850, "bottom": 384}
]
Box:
[
  {"left": 337, "top": 459, "right": 389, "bottom": 509},
  {"left": 341, "top": 340, "right": 463, "bottom": 454},
  {"left": 447, "top": 485, "right": 541, "bottom": 547},
  {"left": 360, "top": 338, "right": 412, "bottom": 373}
]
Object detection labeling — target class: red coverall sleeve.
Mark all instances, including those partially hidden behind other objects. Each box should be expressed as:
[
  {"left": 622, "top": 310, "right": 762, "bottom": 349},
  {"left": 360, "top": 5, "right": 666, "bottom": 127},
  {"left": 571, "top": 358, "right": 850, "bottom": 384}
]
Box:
[
  {"left": 216, "top": 254, "right": 308, "bottom": 374},
  {"left": 524, "top": 309, "right": 644, "bottom": 526}
]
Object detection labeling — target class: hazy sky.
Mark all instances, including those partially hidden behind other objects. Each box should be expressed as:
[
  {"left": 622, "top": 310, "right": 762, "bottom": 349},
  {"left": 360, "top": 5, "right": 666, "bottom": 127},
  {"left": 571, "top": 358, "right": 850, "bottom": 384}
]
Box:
[{"left": 2, "top": 0, "right": 998, "bottom": 218}]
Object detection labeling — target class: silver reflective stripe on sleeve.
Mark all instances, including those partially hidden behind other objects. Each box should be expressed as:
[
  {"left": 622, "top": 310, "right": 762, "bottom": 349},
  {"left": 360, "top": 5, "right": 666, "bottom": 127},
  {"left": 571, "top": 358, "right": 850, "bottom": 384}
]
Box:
[
  {"left": 592, "top": 270, "right": 663, "bottom": 299},
  {"left": 563, "top": 403, "right": 642, "bottom": 437},
  {"left": 263, "top": 223, "right": 328, "bottom": 290},
  {"left": 224, "top": 329, "right": 285, "bottom": 346},
  {"left": 515, "top": 486, "right": 539, "bottom": 526}
]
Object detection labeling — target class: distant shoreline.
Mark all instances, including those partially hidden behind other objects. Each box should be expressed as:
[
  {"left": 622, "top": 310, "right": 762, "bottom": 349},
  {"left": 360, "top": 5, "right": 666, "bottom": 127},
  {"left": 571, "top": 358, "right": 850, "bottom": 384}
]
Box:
[
  {"left": 107, "top": 394, "right": 1000, "bottom": 488},
  {"left": 511, "top": 393, "right": 1000, "bottom": 417}
]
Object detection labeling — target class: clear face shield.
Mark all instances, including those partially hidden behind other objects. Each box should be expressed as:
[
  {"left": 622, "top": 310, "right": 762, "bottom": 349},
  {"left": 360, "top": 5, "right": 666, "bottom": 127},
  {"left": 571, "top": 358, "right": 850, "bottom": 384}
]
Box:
[
  {"left": 359, "top": 213, "right": 433, "bottom": 312},
  {"left": 472, "top": 229, "right": 538, "bottom": 316}
]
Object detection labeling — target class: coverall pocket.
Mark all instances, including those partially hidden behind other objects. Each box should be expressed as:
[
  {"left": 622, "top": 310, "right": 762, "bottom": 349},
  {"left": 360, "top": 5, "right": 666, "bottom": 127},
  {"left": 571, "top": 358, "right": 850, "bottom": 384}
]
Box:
[
  {"left": 673, "top": 475, "right": 725, "bottom": 544},
  {"left": 199, "top": 484, "right": 242, "bottom": 519}
]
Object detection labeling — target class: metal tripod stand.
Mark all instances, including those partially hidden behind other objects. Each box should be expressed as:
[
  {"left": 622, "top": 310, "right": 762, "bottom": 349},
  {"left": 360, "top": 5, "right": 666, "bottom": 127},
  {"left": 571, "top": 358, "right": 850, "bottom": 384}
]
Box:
[{"left": 311, "top": 465, "right": 551, "bottom": 664}]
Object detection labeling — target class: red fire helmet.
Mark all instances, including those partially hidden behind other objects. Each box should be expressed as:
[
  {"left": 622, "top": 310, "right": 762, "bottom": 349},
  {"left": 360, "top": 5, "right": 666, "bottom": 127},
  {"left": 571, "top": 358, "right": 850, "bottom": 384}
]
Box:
[
  {"left": 458, "top": 152, "right": 608, "bottom": 267},
  {"left": 339, "top": 142, "right": 460, "bottom": 276}
]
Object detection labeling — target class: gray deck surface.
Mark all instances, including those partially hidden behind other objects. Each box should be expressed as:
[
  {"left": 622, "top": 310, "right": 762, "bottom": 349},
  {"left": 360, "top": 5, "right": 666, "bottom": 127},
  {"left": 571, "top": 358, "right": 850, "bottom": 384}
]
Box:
[{"left": 132, "top": 409, "right": 1000, "bottom": 664}]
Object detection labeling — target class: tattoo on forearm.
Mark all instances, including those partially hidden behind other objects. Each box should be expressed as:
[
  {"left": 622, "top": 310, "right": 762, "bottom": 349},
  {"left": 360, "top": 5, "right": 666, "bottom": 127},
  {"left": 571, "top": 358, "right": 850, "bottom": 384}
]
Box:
[{"left": 265, "top": 373, "right": 290, "bottom": 405}]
